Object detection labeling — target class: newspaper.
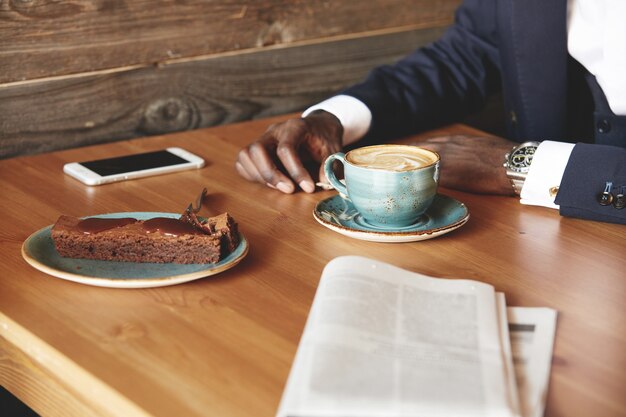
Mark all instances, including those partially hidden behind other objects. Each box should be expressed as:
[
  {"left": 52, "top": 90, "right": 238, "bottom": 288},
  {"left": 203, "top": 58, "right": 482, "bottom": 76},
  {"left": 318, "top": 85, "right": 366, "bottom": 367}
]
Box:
[{"left": 277, "top": 256, "right": 522, "bottom": 417}]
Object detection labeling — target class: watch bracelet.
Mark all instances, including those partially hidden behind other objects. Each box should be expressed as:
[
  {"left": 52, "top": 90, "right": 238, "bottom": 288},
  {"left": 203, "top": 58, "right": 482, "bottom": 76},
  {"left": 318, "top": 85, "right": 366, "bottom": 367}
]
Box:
[{"left": 504, "top": 141, "right": 541, "bottom": 195}]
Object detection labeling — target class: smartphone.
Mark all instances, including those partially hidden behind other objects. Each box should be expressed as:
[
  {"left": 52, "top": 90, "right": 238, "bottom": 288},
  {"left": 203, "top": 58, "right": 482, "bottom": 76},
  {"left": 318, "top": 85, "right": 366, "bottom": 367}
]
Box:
[{"left": 63, "top": 147, "right": 205, "bottom": 186}]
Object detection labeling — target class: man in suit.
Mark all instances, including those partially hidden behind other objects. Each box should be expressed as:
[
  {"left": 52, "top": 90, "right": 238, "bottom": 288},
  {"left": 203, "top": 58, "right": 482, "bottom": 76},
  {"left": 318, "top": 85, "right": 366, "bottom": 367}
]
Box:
[{"left": 236, "top": 0, "right": 626, "bottom": 225}]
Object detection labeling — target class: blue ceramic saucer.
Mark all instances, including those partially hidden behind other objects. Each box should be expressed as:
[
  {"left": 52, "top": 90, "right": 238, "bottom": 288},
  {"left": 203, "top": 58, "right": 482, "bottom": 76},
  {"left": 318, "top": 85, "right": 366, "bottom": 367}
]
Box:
[
  {"left": 21, "top": 212, "right": 249, "bottom": 288},
  {"left": 313, "top": 194, "right": 469, "bottom": 242}
]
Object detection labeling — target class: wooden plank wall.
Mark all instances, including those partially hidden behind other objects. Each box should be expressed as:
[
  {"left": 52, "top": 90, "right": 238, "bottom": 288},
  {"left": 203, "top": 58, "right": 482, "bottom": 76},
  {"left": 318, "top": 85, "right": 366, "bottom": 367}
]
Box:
[{"left": 0, "top": 0, "right": 462, "bottom": 159}]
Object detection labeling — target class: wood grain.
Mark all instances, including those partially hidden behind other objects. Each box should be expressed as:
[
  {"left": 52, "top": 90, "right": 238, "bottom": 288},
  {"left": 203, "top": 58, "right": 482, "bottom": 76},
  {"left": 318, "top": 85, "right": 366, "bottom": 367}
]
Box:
[
  {"left": 0, "top": 27, "right": 447, "bottom": 158},
  {"left": 0, "top": 0, "right": 460, "bottom": 84},
  {"left": 0, "top": 117, "right": 624, "bottom": 417},
  {"left": 0, "top": 327, "right": 149, "bottom": 417}
]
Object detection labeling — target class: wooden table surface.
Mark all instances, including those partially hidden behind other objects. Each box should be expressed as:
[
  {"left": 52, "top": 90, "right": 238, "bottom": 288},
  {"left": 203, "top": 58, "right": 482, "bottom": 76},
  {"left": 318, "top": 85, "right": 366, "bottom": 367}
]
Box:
[{"left": 0, "top": 115, "right": 624, "bottom": 417}]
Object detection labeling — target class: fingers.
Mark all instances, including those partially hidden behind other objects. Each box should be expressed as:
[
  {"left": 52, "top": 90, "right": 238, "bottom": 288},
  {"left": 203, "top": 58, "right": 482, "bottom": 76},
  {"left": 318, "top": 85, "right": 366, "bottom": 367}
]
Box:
[
  {"left": 236, "top": 139, "right": 294, "bottom": 194},
  {"left": 316, "top": 142, "right": 342, "bottom": 185},
  {"left": 318, "top": 163, "right": 329, "bottom": 185},
  {"left": 274, "top": 125, "right": 315, "bottom": 193},
  {"left": 248, "top": 141, "right": 296, "bottom": 193},
  {"left": 236, "top": 159, "right": 279, "bottom": 190},
  {"left": 235, "top": 151, "right": 262, "bottom": 182}
]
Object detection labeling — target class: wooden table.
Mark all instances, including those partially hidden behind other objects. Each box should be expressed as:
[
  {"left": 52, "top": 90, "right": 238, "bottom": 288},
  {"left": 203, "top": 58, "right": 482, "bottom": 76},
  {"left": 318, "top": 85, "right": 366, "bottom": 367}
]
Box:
[{"left": 0, "top": 115, "right": 624, "bottom": 417}]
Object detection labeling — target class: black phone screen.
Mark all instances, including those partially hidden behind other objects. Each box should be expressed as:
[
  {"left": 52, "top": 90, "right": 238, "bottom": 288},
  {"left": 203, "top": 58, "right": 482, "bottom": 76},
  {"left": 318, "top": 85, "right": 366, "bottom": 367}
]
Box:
[{"left": 81, "top": 150, "right": 189, "bottom": 176}]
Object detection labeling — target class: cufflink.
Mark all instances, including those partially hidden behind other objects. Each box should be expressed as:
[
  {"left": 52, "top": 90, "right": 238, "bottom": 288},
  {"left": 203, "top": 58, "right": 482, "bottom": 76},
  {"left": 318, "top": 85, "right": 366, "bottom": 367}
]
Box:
[
  {"left": 614, "top": 186, "right": 625, "bottom": 210},
  {"left": 598, "top": 182, "right": 613, "bottom": 206},
  {"left": 549, "top": 186, "right": 559, "bottom": 198}
]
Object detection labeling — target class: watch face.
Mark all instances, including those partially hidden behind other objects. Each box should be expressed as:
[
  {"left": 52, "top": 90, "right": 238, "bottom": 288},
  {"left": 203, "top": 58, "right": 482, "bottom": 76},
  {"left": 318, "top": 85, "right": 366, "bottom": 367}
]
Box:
[{"left": 509, "top": 146, "right": 536, "bottom": 172}]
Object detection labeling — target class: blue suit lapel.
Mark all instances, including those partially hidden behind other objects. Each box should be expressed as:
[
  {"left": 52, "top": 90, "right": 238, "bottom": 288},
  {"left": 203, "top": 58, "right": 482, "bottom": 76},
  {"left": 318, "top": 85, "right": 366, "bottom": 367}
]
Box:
[{"left": 498, "top": 0, "right": 568, "bottom": 141}]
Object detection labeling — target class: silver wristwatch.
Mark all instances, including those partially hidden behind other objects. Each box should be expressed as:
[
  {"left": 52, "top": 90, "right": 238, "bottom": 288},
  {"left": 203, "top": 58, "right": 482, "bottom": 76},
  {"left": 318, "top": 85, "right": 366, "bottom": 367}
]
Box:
[{"left": 503, "top": 141, "right": 540, "bottom": 195}]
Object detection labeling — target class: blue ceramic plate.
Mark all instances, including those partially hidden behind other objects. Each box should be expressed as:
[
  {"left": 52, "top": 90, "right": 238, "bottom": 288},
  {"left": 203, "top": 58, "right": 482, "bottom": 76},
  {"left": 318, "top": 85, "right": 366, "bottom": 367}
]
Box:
[
  {"left": 21, "top": 212, "right": 249, "bottom": 288},
  {"left": 313, "top": 194, "right": 469, "bottom": 243}
]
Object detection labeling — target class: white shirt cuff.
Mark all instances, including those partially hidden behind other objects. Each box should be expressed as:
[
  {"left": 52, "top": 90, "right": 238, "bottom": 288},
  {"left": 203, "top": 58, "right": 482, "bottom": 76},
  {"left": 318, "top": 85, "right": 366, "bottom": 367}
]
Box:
[
  {"left": 520, "top": 141, "right": 575, "bottom": 209},
  {"left": 302, "top": 95, "right": 372, "bottom": 145}
]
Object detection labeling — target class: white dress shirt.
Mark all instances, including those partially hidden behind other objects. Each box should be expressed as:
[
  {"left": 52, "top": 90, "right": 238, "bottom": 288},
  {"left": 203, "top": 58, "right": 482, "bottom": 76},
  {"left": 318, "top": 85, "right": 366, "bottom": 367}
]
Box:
[{"left": 303, "top": 0, "right": 626, "bottom": 209}]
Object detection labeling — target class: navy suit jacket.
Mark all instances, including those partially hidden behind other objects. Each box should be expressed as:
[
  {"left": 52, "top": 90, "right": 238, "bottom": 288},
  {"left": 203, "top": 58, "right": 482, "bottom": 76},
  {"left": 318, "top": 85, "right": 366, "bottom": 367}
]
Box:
[{"left": 342, "top": 0, "right": 626, "bottom": 225}]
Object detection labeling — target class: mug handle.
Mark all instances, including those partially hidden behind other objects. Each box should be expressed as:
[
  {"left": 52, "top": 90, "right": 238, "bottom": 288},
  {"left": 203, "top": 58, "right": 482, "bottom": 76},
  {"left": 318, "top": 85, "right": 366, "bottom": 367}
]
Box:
[{"left": 323, "top": 153, "right": 348, "bottom": 197}]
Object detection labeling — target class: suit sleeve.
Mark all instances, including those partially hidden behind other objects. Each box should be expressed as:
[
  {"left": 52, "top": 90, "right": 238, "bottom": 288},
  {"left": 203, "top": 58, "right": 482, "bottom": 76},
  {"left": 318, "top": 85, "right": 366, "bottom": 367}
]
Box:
[
  {"left": 342, "top": 0, "right": 501, "bottom": 142},
  {"left": 555, "top": 143, "right": 626, "bottom": 225}
]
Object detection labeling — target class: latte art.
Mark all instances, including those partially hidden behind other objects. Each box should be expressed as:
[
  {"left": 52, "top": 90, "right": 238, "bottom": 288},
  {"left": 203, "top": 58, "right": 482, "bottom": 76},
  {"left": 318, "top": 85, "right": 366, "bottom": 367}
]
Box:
[{"left": 346, "top": 145, "right": 436, "bottom": 172}]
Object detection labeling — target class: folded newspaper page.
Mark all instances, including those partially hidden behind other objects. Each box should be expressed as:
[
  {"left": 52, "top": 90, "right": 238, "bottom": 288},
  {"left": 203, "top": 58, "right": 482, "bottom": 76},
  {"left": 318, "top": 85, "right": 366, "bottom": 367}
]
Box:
[
  {"left": 496, "top": 293, "right": 522, "bottom": 415},
  {"left": 277, "top": 256, "right": 521, "bottom": 417},
  {"left": 507, "top": 307, "right": 557, "bottom": 417}
]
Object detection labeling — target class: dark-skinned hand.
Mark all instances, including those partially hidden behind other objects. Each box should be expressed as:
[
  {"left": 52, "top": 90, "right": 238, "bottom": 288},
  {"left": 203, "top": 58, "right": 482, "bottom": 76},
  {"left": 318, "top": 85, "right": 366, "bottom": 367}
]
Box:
[
  {"left": 236, "top": 110, "right": 343, "bottom": 193},
  {"left": 415, "top": 134, "right": 517, "bottom": 195}
]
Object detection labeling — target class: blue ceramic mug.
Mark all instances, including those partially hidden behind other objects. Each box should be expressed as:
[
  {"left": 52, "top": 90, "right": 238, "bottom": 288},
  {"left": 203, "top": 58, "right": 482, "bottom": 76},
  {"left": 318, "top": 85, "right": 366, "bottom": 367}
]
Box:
[{"left": 324, "top": 144, "right": 440, "bottom": 228}]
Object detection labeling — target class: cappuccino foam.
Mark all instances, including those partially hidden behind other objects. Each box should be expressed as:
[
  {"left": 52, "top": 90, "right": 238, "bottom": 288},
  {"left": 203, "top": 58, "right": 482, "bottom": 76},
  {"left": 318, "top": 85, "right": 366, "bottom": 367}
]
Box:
[{"left": 346, "top": 145, "right": 436, "bottom": 172}]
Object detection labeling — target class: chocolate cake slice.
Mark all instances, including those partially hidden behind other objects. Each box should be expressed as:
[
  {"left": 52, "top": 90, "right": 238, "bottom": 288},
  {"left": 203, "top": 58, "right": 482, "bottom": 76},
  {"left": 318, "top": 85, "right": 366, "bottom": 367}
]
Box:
[
  {"left": 179, "top": 209, "right": 239, "bottom": 256},
  {"left": 51, "top": 212, "right": 239, "bottom": 264}
]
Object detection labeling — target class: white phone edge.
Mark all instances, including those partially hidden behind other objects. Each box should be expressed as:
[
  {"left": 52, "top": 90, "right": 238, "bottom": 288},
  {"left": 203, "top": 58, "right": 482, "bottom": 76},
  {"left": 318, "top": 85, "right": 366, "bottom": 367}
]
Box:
[{"left": 63, "top": 147, "right": 206, "bottom": 186}]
